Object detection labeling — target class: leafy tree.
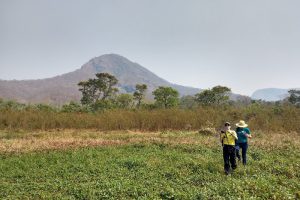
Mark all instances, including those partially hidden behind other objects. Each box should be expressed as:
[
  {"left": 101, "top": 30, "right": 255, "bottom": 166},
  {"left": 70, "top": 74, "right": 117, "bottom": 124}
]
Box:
[
  {"left": 152, "top": 86, "right": 179, "bottom": 108},
  {"left": 288, "top": 89, "right": 300, "bottom": 105},
  {"left": 78, "top": 80, "right": 97, "bottom": 105},
  {"left": 195, "top": 90, "right": 215, "bottom": 105},
  {"left": 78, "top": 73, "right": 119, "bottom": 105},
  {"left": 195, "top": 86, "right": 231, "bottom": 106},
  {"left": 179, "top": 95, "right": 197, "bottom": 109},
  {"left": 116, "top": 94, "right": 134, "bottom": 109},
  {"left": 133, "top": 84, "right": 148, "bottom": 108},
  {"left": 95, "top": 73, "right": 118, "bottom": 100}
]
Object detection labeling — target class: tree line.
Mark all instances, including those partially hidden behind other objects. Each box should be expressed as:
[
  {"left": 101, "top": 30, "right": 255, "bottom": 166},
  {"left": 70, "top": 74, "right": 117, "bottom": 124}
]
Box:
[
  {"left": 0, "top": 72, "right": 298, "bottom": 113},
  {"left": 76, "top": 73, "right": 235, "bottom": 111}
]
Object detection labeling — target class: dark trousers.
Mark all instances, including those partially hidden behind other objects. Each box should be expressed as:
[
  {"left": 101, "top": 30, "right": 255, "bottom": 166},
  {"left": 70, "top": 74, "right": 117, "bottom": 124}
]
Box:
[
  {"left": 223, "top": 145, "right": 237, "bottom": 173},
  {"left": 236, "top": 142, "right": 248, "bottom": 165}
]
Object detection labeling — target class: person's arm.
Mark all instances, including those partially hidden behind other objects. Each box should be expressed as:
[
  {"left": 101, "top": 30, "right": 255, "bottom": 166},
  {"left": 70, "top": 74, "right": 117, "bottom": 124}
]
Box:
[
  {"left": 232, "top": 131, "right": 238, "bottom": 140},
  {"left": 245, "top": 128, "right": 252, "bottom": 138}
]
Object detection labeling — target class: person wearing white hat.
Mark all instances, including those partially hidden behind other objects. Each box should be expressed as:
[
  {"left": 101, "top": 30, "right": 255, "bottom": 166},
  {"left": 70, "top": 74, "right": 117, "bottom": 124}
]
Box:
[{"left": 235, "top": 120, "right": 252, "bottom": 165}]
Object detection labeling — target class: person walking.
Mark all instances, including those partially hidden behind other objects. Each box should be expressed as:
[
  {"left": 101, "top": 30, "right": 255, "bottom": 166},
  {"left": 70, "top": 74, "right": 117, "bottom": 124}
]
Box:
[
  {"left": 235, "top": 120, "right": 252, "bottom": 165},
  {"left": 220, "top": 122, "right": 238, "bottom": 175}
]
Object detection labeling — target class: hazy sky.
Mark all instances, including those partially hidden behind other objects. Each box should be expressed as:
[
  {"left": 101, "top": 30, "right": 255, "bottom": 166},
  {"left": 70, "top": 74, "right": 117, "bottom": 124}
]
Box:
[{"left": 1, "top": 0, "right": 300, "bottom": 95}]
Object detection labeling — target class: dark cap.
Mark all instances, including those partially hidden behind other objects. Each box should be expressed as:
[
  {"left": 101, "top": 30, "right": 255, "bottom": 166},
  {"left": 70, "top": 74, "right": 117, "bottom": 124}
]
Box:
[{"left": 224, "top": 122, "right": 231, "bottom": 126}]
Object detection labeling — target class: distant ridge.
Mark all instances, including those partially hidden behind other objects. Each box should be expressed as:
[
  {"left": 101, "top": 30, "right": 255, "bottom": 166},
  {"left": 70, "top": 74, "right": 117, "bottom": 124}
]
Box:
[
  {"left": 0, "top": 54, "right": 201, "bottom": 105},
  {"left": 251, "top": 88, "right": 299, "bottom": 101}
]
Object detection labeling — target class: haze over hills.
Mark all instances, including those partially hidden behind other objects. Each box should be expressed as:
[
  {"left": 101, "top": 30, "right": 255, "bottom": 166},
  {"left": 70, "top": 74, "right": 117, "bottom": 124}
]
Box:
[
  {"left": 251, "top": 88, "right": 299, "bottom": 102},
  {"left": 0, "top": 54, "right": 201, "bottom": 105}
]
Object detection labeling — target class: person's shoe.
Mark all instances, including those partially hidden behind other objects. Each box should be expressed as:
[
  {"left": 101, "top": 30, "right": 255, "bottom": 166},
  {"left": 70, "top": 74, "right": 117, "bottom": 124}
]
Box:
[{"left": 225, "top": 171, "right": 230, "bottom": 175}]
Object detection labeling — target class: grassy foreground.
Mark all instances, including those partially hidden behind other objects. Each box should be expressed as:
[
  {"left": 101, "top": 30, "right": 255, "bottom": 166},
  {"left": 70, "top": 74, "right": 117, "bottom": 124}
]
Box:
[{"left": 0, "top": 130, "right": 299, "bottom": 199}]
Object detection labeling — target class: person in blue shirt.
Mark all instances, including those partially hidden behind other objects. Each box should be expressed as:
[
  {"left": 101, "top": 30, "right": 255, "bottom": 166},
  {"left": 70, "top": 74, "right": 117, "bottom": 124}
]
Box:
[{"left": 235, "top": 120, "right": 252, "bottom": 165}]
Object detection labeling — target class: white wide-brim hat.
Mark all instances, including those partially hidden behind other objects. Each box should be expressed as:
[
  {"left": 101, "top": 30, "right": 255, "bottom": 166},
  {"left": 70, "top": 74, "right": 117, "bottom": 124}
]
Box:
[{"left": 236, "top": 120, "right": 248, "bottom": 128}]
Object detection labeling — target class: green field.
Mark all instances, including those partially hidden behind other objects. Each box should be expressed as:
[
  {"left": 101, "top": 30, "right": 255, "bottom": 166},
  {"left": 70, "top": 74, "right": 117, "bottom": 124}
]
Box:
[{"left": 0, "top": 130, "right": 299, "bottom": 199}]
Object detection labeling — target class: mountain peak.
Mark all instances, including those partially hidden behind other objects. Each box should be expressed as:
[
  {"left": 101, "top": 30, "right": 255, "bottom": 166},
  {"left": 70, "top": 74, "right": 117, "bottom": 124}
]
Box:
[
  {"left": 0, "top": 54, "right": 201, "bottom": 104},
  {"left": 81, "top": 53, "right": 137, "bottom": 73},
  {"left": 89, "top": 53, "right": 131, "bottom": 64},
  {"left": 98, "top": 53, "right": 128, "bottom": 59}
]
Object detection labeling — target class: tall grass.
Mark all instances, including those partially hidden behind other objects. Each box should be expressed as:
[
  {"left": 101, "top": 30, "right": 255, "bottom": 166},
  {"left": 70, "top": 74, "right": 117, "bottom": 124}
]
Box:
[{"left": 1, "top": 105, "right": 299, "bottom": 132}]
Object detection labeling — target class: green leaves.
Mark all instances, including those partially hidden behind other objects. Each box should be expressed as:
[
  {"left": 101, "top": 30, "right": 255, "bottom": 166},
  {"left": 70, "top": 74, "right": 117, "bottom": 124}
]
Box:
[
  {"left": 78, "top": 73, "right": 119, "bottom": 106},
  {"left": 115, "top": 94, "right": 134, "bottom": 109},
  {"left": 288, "top": 89, "right": 300, "bottom": 105},
  {"left": 195, "top": 85, "right": 231, "bottom": 106},
  {"left": 133, "top": 84, "right": 148, "bottom": 108},
  {"left": 153, "top": 86, "right": 179, "bottom": 108}
]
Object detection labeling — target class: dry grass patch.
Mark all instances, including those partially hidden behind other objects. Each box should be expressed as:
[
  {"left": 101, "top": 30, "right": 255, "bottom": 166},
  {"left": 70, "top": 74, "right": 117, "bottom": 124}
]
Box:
[
  {"left": 251, "top": 131, "right": 300, "bottom": 150},
  {"left": 0, "top": 129, "right": 299, "bottom": 153}
]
